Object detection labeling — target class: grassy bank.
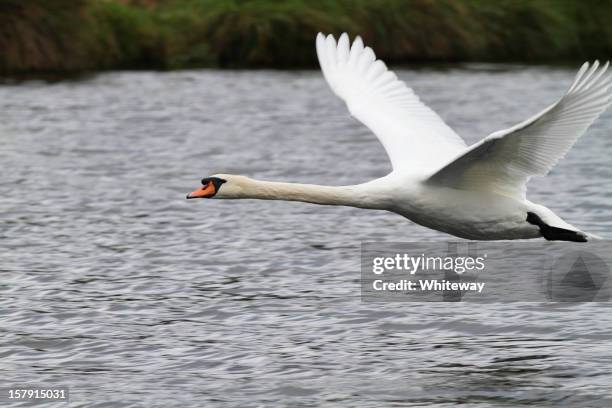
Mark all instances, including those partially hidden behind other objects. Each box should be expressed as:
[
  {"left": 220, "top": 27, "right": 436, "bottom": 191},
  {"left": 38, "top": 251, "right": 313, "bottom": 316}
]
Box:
[{"left": 1, "top": 0, "right": 612, "bottom": 74}]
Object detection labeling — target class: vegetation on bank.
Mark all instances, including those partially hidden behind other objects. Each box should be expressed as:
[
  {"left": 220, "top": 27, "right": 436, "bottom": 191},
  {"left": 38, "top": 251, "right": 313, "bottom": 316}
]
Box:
[{"left": 1, "top": 0, "right": 612, "bottom": 74}]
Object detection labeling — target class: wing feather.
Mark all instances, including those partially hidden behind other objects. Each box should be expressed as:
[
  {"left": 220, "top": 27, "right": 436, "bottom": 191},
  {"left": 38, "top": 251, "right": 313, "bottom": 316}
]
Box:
[
  {"left": 316, "top": 32, "right": 466, "bottom": 175},
  {"left": 427, "top": 61, "right": 612, "bottom": 198}
]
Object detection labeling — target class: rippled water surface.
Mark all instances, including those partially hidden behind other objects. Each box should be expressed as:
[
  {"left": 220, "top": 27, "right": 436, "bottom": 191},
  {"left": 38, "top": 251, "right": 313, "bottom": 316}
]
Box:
[{"left": 1, "top": 66, "right": 612, "bottom": 407}]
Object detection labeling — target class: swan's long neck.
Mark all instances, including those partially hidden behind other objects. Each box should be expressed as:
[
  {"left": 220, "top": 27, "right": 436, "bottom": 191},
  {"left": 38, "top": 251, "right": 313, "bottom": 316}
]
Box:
[{"left": 220, "top": 176, "right": 387, "bottom": 209}]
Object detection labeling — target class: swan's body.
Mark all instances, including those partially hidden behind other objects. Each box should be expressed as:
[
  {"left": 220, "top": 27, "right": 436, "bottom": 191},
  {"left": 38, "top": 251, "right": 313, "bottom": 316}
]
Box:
[{"left": 188, "top": 33, "right": 612, "bottom": 242}]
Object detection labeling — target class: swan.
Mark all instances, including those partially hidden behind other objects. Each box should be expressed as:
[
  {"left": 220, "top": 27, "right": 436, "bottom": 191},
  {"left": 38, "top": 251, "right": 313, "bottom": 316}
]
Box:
[{"left": 187, "top": 33, "right": 612, "bottom": 242}]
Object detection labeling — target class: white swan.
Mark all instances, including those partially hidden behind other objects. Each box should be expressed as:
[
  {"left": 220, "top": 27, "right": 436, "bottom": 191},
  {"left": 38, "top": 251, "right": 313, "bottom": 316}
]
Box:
[{"left": 187, "top": 33, "right": 612, "bottom": 242}]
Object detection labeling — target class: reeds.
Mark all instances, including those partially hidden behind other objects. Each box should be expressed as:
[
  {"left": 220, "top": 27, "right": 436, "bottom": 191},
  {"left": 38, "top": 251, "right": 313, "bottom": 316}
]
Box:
[{"left": 1, "top": 0, "right": 611, "bottom": 74}]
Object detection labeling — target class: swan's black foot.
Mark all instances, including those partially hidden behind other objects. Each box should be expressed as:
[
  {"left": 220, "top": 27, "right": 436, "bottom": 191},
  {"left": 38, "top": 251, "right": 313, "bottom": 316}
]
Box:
[{"left": 526, "top": 212, "right": 587, "bottom": 242}]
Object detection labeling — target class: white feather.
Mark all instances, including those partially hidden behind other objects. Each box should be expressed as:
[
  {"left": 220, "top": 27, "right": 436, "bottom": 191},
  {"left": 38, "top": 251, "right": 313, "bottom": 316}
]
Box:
[
  {"left": 315, "top": 32, "right": 466, "bottom": 175},
  {"left": 427, "top": 61, "right": 612, "bottom": 198}
]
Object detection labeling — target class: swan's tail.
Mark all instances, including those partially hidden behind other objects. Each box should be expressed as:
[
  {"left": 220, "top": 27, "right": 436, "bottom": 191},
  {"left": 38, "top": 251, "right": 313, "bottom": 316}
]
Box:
[
  {"left": 585, "top": 231, "right": 603, "bottom": 241},
  {"left": 527, "top": 212, "right": 589, "bottom": 242}
]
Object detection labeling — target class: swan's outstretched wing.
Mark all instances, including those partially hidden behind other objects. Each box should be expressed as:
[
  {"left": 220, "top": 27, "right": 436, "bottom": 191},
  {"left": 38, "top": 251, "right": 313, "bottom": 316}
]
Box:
[
  {"left": 427, "top": 61, "right": 612, "bottom": 198},
  {"left": 316, "top": 33, "right": 466, "bottom": 175}
]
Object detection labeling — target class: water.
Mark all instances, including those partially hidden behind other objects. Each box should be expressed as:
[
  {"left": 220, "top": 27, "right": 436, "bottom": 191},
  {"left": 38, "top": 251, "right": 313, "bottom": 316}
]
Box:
[{"left": 1, "top": 66, "right": 612, "bottom": 407}]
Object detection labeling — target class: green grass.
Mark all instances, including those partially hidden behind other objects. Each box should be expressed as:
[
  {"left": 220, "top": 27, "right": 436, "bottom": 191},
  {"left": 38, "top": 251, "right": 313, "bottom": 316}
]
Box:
[{"left": 1, "top": 0, "right": 612, "bottom": 74}]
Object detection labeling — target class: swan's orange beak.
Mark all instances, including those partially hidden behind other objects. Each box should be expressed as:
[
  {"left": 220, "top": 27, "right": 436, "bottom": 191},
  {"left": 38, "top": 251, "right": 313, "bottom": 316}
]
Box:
[{"left": 186, "top": 182, "right": 216, "bottom": 199}]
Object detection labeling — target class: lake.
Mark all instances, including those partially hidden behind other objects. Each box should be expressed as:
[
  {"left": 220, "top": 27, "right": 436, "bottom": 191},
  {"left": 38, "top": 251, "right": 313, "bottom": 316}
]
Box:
[{"left": 1, "top": 66, "right": 612, "bottom": 407}]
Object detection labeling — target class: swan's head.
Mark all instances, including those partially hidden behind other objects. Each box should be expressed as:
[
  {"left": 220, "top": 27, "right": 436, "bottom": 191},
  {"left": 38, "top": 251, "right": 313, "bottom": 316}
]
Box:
[
  {"left": 186, "top": 174, "right": 249, "bottom": 199},
  {"left": 186, "top": 175, "right": 228, "bottom": 199}
]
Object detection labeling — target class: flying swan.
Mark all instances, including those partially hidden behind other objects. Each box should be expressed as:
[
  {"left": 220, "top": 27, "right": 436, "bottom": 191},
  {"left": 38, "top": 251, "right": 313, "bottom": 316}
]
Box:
[{"left": 187, "top": 33, "right": 612, "bottom": 242}]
